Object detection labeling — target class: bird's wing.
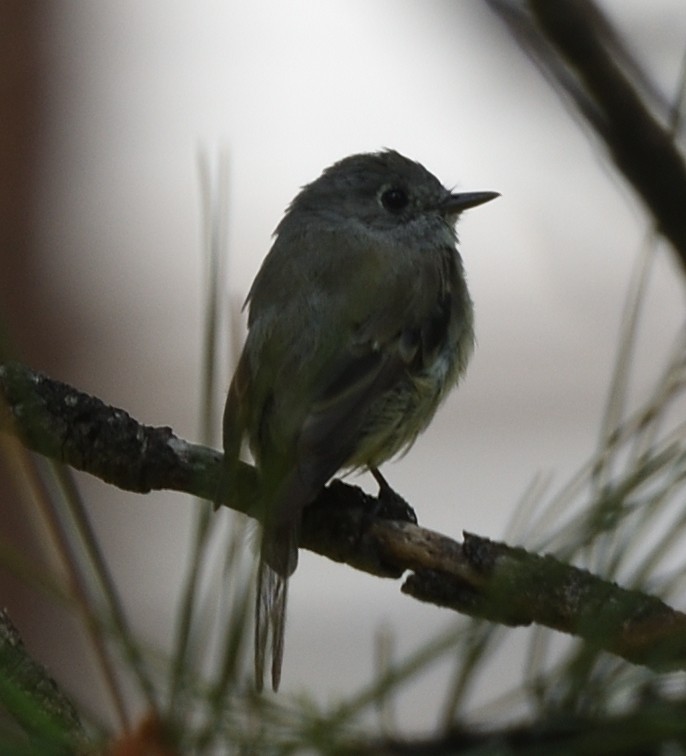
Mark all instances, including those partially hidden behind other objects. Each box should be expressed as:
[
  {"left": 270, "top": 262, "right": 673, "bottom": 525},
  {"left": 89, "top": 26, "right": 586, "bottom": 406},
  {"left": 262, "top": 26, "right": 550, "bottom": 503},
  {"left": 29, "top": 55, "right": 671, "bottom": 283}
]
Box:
[
  {"left": 298, "top": 342, "right": 407, "bottom": 480},
  {"left": 261, "top": 327, "right": 415, "bottom": 572}
]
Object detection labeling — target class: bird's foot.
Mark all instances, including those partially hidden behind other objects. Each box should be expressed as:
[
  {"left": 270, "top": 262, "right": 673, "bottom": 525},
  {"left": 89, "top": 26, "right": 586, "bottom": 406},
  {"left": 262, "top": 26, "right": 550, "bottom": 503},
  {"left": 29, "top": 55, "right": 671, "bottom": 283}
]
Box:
[{"left": 370, "top": 468, "right": 417, "bottom": 524}]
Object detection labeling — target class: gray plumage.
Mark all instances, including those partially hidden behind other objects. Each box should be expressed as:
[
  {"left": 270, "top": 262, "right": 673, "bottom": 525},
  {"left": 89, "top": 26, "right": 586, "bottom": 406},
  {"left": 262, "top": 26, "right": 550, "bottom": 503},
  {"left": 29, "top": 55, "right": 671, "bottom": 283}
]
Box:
[{"left": 220, "top": 150, "right": 498, "bottom": 690}]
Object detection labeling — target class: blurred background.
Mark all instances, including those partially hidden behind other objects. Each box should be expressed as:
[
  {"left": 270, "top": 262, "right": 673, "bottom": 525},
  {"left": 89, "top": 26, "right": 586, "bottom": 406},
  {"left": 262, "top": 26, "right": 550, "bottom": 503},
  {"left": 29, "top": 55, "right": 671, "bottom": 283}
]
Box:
[{"left": 1, "top": 0, "right": 685, "bottom": 735}]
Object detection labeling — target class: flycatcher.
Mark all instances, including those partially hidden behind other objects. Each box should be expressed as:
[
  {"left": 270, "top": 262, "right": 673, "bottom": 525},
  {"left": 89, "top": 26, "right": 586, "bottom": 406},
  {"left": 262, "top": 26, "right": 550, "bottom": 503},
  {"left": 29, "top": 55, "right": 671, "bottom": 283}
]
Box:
[{"left": 220, "top": 150, "right": 498, "bottom": 690}]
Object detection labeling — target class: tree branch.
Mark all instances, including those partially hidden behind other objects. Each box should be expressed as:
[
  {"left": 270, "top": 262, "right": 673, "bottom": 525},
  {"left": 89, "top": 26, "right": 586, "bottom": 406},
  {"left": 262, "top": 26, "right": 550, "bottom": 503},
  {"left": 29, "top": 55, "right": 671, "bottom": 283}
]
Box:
[
  {"left": 0, "top": 608, "right": 84, "bottom": 749},
  {"left": 487, "top": 0, "right": 686, "bottom": 274},
  {"left": 2, "top": 360, "right": 686, "bottom": 672}
]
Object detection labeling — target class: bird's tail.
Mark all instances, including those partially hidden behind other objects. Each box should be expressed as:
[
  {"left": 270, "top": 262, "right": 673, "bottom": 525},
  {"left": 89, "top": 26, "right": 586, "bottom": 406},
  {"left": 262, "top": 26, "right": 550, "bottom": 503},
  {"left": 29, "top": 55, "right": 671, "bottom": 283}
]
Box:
[
  {"left": 254, "top": 557, "right": 289, "bottom": 691},
  {"left": 255, "top": 524, "right": 299, "bottom": 691}
]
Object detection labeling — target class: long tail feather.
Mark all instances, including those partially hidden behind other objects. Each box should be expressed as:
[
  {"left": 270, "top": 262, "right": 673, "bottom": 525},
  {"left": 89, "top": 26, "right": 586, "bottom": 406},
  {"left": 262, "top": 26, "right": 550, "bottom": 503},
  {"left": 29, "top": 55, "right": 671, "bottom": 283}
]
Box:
[
  {"left": 254, "top": 558, "right": 289, "bottom": 691},
  {"left": 269, "top": 570, "right": 288, "bottom": 691}
]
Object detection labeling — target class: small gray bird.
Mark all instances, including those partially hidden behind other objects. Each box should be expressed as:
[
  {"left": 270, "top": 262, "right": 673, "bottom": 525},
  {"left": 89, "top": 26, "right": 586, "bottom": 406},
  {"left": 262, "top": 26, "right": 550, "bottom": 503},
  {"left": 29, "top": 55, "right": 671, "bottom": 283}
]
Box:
[{"left": 220, "top": 150, "right": 498, "bottom": 691}]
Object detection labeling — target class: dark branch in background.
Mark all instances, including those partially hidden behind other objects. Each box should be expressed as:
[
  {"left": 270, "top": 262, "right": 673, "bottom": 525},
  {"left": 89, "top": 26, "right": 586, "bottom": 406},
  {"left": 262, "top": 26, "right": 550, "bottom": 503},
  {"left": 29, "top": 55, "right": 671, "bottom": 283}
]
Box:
[
  {"left": 348, "top": 695, "right": 686, "bottom": 755},
  {"left": 3, "top": 360, "right": 686, "bottom": 674},
  {"left": 0, "top": 609, "right": 84, "bottom": 749},
  {"left": 486, "top": 0, "right": 686, "bottom": 274}
]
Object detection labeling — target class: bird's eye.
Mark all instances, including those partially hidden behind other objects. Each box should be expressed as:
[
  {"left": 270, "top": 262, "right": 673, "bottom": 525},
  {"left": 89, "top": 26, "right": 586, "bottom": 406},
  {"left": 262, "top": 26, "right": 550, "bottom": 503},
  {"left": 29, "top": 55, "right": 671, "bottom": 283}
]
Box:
[{"left": 380, "top": 186, "right": 409, "bottom": 213}]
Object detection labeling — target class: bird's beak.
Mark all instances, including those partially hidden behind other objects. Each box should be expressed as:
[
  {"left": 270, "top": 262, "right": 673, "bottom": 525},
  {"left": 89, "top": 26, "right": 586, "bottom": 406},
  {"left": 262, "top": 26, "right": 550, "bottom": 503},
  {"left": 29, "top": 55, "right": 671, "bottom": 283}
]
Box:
[{"left": 441, "top": 191, "right": 500, "bottom": 215}]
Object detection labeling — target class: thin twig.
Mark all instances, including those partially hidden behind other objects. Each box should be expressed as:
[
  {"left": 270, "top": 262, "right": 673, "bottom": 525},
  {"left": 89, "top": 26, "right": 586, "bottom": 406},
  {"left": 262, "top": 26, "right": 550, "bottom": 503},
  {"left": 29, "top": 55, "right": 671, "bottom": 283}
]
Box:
[{"left": 487, "top": 0, "right": 686, "bottom": 272}]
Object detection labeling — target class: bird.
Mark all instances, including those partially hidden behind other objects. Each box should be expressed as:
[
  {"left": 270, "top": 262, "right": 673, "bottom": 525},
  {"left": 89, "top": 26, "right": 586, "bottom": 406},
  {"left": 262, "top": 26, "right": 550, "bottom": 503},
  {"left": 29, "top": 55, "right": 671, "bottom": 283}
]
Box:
[{"left": 219, "top": 149, "right": 498, "bottom": 691}]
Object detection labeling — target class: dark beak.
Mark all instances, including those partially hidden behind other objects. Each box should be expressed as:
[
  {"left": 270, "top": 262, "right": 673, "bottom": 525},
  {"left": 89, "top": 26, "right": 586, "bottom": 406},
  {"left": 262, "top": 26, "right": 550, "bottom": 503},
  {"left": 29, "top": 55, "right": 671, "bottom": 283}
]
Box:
[{"left": 442, "top": 191, "right": 500, "bottom": 214}]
